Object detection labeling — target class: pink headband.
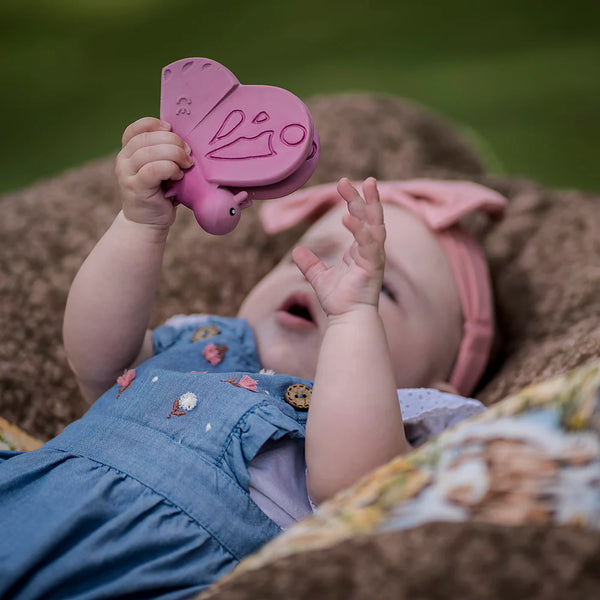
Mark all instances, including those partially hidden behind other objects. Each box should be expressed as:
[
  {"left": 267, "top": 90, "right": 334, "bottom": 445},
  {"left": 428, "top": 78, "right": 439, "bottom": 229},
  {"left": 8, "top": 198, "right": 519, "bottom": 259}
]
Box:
[{"left": 260, "top": 179, "right": 507, "bottom": 396}]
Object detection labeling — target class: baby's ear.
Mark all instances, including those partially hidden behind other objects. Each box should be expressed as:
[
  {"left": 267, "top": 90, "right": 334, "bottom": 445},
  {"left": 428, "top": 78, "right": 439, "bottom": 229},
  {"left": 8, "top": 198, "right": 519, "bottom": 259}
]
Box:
[{"left": 431, "top": 381, "right": 460, "bottom": 395}]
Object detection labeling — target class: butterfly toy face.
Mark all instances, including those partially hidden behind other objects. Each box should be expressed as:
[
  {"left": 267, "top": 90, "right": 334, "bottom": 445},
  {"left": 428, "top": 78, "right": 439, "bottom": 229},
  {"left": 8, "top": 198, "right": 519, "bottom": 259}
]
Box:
[{"left": 160, "top": 58, "right": 320, "bottom": 234}]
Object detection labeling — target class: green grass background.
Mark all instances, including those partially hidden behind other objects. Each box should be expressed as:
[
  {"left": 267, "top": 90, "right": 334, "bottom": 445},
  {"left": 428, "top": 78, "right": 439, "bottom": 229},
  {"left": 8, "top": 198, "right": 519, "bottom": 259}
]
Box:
[{"left": 1, "top": 0, "right": 599, "bottom": 195}]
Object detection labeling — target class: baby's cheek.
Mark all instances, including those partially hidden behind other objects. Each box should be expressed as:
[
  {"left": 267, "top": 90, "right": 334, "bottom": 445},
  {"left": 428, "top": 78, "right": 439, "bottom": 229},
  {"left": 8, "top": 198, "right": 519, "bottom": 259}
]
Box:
[{"left": 387, "top": 326, "right": 436, "bottom": 388}]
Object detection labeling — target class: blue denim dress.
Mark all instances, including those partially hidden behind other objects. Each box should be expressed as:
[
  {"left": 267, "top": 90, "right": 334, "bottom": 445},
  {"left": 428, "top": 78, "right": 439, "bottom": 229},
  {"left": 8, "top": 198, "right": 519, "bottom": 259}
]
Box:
[{"left": 0, "top": 316, "right": 311, "bottom": 599}]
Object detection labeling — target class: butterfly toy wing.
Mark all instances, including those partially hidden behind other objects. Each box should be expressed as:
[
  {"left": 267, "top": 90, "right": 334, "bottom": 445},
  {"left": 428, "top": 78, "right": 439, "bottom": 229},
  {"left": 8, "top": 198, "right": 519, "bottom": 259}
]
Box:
[{"left": 160, "top": 58, "right": 319, "bottom": 234}]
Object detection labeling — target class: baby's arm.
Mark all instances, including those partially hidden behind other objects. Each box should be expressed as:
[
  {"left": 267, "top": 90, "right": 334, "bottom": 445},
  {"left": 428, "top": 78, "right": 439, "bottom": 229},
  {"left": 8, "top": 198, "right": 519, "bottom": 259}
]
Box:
[
  {"left": 293, "top": 178, "right": 410, "bottom": 505},
  {"left": 63, "top": 117, "right": 193, "bottom": 402}
]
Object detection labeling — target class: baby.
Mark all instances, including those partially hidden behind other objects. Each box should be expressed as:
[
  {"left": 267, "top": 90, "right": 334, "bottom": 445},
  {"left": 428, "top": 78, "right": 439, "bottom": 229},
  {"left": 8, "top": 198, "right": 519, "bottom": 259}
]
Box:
[{"left": 0, "top": 117, "right": 506, "bottom": 599}]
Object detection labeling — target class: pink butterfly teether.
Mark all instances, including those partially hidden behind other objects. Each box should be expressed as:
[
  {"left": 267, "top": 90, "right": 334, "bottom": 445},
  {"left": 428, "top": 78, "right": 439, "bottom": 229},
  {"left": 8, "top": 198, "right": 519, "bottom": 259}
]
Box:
[{"left": 160, "top": 58, "right": 320, "bottom": 234}]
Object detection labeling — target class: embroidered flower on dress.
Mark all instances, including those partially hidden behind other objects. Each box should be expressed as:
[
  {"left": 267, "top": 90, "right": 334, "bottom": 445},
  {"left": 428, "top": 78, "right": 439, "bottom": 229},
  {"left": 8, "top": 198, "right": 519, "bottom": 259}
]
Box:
[
  {"left": 221, "top": 375, "right": 259, "bottom": 392},
  {"left": 202, "top": 343, "right": 229, "bottom": 366},
  {"left": 116, "top": 369, "right": 136, "bottom": 397},
  {"left": 238, "top": 375, "right": 258, "bottom": 391},
  {"left": 259, "top": 368, "right": 275, "bottom": 376},
  {"left": 179, "top": 392, "right": 198, "bottom": 411},
  {"left": 167, "top": 392, "right": 198, "bottom": 418}
]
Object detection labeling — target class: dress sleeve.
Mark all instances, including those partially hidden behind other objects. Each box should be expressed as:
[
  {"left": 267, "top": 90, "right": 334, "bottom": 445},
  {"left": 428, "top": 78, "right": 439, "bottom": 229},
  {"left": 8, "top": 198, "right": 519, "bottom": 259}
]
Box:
[
  {"left": 398, "top": 388, "right": 486, "bottom": 447},
  {"left": 248, "top": 438, "right": 313, "bottom": 529}
]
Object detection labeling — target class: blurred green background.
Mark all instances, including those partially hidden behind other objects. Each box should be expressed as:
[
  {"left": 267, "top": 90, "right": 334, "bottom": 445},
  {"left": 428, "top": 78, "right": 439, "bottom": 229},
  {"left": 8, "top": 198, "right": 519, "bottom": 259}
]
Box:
[{"left": 1, "top": 0, "right": 599, "bottom": 195}]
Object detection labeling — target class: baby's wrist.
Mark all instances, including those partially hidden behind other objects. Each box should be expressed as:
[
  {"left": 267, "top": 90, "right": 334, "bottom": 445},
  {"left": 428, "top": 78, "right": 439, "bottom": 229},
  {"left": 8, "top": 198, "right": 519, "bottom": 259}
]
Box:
[
  {"left": 118, "top": 211, "right": 171, "bottom": 244},
  {"left": 326, "top": 303, "right": 381, "bottom": 328}
]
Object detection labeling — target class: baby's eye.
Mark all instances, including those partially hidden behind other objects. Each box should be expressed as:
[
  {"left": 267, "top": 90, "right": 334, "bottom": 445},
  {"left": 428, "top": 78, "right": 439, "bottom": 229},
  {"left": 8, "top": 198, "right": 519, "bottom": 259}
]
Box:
[{"left": 380, "top": 281, "right": 397, "bottom": 302}]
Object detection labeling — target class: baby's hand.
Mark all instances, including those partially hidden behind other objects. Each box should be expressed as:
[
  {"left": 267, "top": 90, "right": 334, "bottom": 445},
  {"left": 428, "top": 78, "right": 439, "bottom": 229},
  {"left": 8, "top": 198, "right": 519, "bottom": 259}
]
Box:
[
  {"left": 293, "top": 177, "right": 386, "bottom": 319},
  {"left": 115, "top": 117, "right": 194, "bottom": 229}
]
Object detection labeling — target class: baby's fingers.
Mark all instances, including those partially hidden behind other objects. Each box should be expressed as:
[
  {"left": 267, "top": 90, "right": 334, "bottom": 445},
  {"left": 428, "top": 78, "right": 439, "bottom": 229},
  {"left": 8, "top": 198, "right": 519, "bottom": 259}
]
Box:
[
  {"left": 127, "top": 143, "right": 193, "bottom": 175},
  {"left": 343, "top": 213, "right": 385, "bottom": 268},
  {"left": 337, "top": 178, "right": 366, "bottom": 220},
  {"left": 121, "top": 117, "right": 171, "bottom": 147},
  {"left": 122, "top": 130, "right": 191, "bottom": 159},
  {"left": 292, "top": 247, "right": 327, "bottom": 286},
  {"left": 136, "top": 160, "right": 185, "bottom": 188},
  {"left": 361, "top": 177, "right": 383, "bottom": 219},
  {"left": 360, "top": 177, "right": 384, "bottom": 228},
  {"left": 337, "top": 177, "right": 384, "bottom": 227}
]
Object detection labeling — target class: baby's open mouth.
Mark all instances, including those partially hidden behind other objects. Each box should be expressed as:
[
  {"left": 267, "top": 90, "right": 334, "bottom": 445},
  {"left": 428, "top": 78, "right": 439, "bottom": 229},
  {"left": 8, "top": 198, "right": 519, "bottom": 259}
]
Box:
[
  {"left": 286, "top": 302, "right": 313, "bottom": 322},
  {"left": 277, "top": 293, "right": 317, "bottom": 329}
]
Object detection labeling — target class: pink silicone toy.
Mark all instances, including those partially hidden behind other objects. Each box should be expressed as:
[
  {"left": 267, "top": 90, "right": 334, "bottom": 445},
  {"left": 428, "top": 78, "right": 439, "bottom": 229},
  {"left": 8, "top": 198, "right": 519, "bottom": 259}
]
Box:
[{"left": 160, "top": 57, "right": 320, "bottom": 234}]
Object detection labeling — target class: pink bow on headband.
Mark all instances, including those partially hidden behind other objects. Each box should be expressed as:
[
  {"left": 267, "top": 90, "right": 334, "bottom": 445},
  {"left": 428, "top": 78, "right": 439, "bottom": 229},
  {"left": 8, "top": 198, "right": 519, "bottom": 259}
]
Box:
[
  {"left": 260, "top": 179, "right": 508, "bottom": 397},
  {"left": 260, "top": 179, "right": 506, "bottom": 234}
]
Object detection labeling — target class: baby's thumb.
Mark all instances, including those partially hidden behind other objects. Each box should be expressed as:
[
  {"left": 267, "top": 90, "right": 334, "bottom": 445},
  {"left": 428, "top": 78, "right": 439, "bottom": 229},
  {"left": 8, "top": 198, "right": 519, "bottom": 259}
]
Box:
[{"left": 292, "top": 247, "right": 325, "bottom": 286}]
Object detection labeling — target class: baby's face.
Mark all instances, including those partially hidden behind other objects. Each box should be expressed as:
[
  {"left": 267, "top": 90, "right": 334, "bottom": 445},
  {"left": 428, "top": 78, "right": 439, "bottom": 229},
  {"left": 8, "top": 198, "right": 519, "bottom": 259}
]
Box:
[{"left": 238, "top": 204, "right": 463, "bottom": 387}]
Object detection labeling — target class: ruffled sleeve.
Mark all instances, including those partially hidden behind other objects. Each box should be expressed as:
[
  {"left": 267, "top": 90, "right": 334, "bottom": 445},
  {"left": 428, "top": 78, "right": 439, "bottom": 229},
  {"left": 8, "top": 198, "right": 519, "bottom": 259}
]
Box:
[{"left": 398, "top": 388, "right": 486, "bottom": 447}]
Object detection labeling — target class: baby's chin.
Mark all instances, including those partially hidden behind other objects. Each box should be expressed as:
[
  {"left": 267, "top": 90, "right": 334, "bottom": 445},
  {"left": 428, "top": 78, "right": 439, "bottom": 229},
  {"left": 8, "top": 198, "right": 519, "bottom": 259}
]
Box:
[
  {"left": 257, "top": 346, "right": 317, "bottom": 381},
  {"left": 243, "top": 317, "right": 319, "bottom": 380}
]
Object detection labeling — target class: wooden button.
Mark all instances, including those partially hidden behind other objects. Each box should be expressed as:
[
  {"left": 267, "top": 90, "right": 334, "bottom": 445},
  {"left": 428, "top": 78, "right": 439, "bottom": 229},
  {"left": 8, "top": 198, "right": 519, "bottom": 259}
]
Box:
[
  {"left": 191, "top": 325, "right": 221, "bottom": 342},
  {"left": 284, "top": 384, "right": 312, "bottom": 410}
]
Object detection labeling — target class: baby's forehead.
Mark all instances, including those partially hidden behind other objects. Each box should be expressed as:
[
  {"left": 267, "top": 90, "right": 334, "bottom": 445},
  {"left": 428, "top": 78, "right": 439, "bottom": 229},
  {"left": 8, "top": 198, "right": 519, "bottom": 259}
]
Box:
[
  {"left": 303, "top": 202, "right": 434, "bottom": 243},
  {"left": 302, "top": 202, "right": 448, "bottom": 275}
]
